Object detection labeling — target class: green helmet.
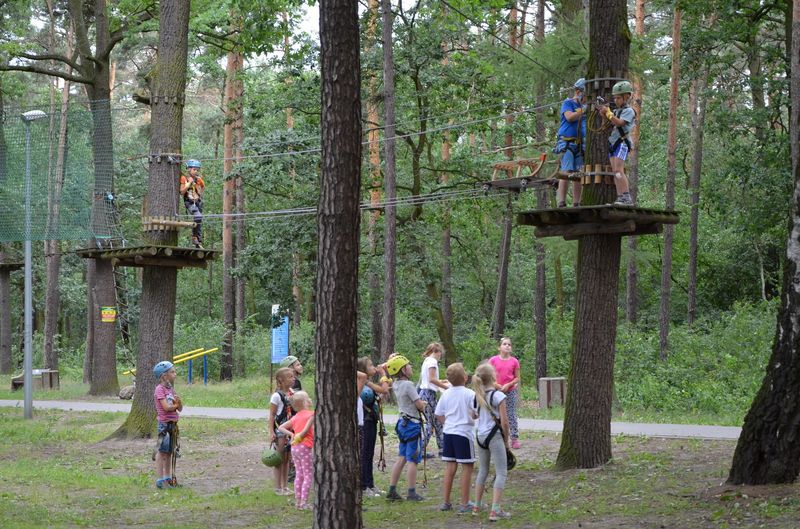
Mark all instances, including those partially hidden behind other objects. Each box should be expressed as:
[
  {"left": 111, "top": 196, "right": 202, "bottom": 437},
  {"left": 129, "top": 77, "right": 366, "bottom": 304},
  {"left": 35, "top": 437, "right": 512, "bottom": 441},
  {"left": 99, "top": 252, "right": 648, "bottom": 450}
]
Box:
[
  {"left": 262, "top": 447, "right": 283, "bottom": 467},
  {"left": 612, "top": 81, "right": 633, "bottom": 96}
]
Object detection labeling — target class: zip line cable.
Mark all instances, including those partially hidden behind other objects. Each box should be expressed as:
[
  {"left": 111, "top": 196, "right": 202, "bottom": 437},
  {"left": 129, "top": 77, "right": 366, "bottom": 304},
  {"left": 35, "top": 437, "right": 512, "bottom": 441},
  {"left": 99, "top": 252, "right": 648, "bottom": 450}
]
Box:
[{"left": 191, "top": 188, "right": 500, "bottom": 224}]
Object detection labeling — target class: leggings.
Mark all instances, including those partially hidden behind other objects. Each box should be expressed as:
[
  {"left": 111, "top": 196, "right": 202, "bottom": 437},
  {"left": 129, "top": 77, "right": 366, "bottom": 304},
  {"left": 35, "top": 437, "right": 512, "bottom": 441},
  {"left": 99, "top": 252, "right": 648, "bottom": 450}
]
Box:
[
  {"left": 475, "top": 431, "right": 508, "bottom": 490},
  {"left": 359, "top": 421, "right": 378, "bottom": 489},
  {"left": 505, "top": 388, "right": 519, "bottom": 440},
  {"left": 419, "top": 389, "right": 443, "bottom": 453},
  {"left": 291, "top": 444, "right": 313, "bottom": 505}
]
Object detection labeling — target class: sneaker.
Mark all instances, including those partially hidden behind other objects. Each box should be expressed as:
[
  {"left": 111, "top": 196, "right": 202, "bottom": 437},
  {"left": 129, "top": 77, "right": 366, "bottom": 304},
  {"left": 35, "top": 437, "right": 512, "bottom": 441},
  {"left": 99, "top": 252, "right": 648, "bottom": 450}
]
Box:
[
  {"left": 439, "top": 502, "right": 452, "bottom": 511},
  {"left": 156, "top": 478, "right": 168, "bottom": 489},
  {"left": 406, "top": 491, "right": 425, "bottom": 501},
  {"left": 368, "top": 486, "right": 384, "bottom": 497},
  {"left": 557, "top": 201, "right": 567, "bottom": 208},
  {"left": 457, "top": 504, "right": 473, "bottom": 514},
  {"left": 573, "top": 202, "right": 581, "bottom": 207},
  {"left": 511, "top": 439, "right": 521, "bottom": 449},
  {"left": 385, "top": 490, "right": 403, "bottom": 501},
  {"left": 472, "top": 504, "right": 481, "bottom": 516},
  {"left": 489, "top": 509, "right": 512, "bottom": 521},
  {"left": 613, "top": 194, "right": 633, "bottom": 206}
]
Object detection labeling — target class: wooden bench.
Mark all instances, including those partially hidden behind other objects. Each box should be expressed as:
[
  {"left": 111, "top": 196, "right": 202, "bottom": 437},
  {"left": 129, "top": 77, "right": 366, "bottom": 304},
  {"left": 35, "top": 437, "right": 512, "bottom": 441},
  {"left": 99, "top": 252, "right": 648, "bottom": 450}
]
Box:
[{"left": 11, "top": 369, "right": 60, "bottom": 391}]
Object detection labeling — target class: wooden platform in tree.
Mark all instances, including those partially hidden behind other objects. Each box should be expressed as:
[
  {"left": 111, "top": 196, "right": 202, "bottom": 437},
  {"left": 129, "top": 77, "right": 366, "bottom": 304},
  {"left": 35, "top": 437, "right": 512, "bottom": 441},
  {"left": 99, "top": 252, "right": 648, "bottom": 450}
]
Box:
[
  {"left": 75, "top": 245, "right": 217, "bottom": 269},
  {"left": 0, "top": 262, "right": 23, "bottom": 271},
  {"left": 481, "top": 176, "right": 556, "bottom": 192},
  {"left": 517, "top": 205, "right": 679, "bottom": 240}
]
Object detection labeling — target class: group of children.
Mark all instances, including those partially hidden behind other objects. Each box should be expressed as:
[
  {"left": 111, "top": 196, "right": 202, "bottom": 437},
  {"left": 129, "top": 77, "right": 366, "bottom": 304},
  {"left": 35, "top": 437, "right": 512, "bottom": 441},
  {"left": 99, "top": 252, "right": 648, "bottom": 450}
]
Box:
[
  {"left": 385, "top": 337, "right": 520, "bottom": 521},
  {"left": 150, "top": 336, "right": 522, "bottom": 521}
]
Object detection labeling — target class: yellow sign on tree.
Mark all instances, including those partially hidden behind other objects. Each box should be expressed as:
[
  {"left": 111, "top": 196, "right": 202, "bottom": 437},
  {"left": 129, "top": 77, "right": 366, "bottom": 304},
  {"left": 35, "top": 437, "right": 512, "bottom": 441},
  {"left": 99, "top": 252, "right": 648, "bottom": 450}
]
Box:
[{"left": 100, "top": 306, "right": 116, "bottom": 323}]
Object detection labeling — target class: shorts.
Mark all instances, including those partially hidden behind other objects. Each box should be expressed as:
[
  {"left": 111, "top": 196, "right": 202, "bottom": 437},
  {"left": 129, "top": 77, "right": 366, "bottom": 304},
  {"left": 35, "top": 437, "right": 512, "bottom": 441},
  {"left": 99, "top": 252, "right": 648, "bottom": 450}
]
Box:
[
  {"left": 396, "top": 419, "right": 423, "bottom": 464},
  {"left": 441, "top": 433, "right": 475, "bottom": 464},
  {"left": 157, "top": 422, "right": 175, "bottom": 453},
  {"left": 609, "top": 141, "right": 629, "bottom": 161},
  {"left": 556, "top": 141, "right": 584, "bottom": 172}
]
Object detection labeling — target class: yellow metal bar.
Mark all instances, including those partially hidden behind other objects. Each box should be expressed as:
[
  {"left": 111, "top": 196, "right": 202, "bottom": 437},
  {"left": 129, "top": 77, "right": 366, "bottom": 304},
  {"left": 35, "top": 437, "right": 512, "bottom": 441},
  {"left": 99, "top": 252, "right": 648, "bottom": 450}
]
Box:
[
  {"left": 173, "top": 348, "right": 205, "bottom": 362},
  {"left": 173, "top": 347, "right": 220, "bottom": 365}
]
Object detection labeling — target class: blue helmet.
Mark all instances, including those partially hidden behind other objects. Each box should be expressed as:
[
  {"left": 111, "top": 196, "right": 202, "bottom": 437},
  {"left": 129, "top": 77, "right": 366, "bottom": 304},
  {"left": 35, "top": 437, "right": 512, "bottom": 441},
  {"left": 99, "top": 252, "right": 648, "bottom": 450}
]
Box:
[
  {"left": 153, "top": 361, "right": 174, "bottom": 378},
  {"left": 186, "top": 159, "right": 202, "bottom": 168},
  {"left": 574, "top": 78, "right": 586, "bottom": 91}
]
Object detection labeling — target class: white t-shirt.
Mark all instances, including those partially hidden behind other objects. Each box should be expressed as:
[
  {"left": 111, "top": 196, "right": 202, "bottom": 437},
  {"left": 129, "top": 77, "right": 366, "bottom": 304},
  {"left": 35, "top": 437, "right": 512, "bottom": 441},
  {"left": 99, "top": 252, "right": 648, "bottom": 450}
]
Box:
[
  {"left": 476, "top": 388, "right": 506, "bottom": 437},
  {"left": 419, "top": 356, "right": 441, "bottom": 392},
  {"left": 270, "top": 391, "right": 289, "bottom": 418},
  {"left": 357, "top": 396, "right": 364, "bottom": 426},
  {"left": 434, "top": 385, "right": 477, "bottom": 439}
]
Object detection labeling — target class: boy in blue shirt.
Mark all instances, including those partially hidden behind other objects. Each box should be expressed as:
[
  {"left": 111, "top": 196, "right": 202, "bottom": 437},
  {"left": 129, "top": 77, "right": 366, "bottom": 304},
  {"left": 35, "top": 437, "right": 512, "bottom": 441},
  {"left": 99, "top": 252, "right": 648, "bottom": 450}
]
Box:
[{"left": 554, "top": 78, "right": 587, "bottom": 207}]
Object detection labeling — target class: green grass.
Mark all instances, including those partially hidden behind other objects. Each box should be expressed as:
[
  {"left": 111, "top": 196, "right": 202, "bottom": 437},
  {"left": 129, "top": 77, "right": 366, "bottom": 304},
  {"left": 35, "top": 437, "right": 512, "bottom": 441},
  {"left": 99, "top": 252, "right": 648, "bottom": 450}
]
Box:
[{"left": 0, "top": 408, "right": 797, "bottom": 529}]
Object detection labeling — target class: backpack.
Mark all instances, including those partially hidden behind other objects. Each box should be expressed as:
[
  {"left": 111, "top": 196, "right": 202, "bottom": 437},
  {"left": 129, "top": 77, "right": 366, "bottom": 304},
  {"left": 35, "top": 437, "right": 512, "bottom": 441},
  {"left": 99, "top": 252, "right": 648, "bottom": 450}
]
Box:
[
  {"left": 274, "top": 390, "right": 293, "bottom": 427},
  {"left": 475, "top": 390, "right": 504, "bottom": 450}
]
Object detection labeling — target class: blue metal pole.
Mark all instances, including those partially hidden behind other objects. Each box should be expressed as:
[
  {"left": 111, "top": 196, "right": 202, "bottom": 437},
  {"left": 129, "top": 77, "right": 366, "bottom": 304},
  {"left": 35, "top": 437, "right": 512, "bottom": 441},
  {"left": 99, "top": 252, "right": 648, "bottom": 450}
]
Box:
[
  {"left": 203, "top": 354, "right": 208, "bottom": 385},
  {"left": 188, "top": 359, "right": 193, "bottom": 384}
]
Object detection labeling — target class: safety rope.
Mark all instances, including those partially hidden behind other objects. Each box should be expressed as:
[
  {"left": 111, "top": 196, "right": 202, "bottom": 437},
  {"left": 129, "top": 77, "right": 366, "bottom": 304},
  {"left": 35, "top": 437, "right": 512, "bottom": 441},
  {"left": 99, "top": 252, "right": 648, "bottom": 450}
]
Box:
[{"left": 377, "top": 397, "right": 387, "bottom": 472}]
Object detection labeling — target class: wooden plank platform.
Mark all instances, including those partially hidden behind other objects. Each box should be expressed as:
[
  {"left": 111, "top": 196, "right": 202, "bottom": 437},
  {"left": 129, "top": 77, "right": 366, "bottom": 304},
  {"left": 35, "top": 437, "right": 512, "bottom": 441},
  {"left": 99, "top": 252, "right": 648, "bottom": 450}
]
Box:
[
  {"left": 481, "top": 176, "right": 557, "bottom": 192},
  {"left": 75, "top": 245, "right": 217, "bottom": 269},
  {"left": 517, "top": 205, "right": 679, "bottom": 240},
  {"left": 0, "top": 262, "right": 23, "bottom": 271}
]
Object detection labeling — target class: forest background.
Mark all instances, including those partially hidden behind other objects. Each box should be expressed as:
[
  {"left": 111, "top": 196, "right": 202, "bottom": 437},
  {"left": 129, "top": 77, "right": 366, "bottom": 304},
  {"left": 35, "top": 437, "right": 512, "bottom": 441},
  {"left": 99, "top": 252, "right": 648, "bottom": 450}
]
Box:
[{"left": 0, "top": 0, "right": 787, "bottom": 425}]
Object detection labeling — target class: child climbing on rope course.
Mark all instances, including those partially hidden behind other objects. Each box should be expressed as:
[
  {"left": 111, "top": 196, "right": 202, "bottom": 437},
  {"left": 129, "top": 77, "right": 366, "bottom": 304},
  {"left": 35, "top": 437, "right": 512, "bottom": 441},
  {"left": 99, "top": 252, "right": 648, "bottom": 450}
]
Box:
[
  {"left": 418, "top": 342, "right": 450, "bottom": 459},
  {"left": 554, "top": 78, "right": 587, "bottom": 207},
  {"left": 488, "top": 337, "right": 521, "bottom": 449},
  {"left": 596, "top": 80, "right": 636, "bottom": 206},
  {"left": 153, "top": 360, "right": 183, "bottom": 489},
  {"left": 434, "top": 363, "right": 478, "bottom": 514},
  {"left": 358, "top": 356, "right": 391, "bottom": 497},
  {"left": 278, "top": 391, "right": 315, "bottom": 510},
  {"left": 268, "top": 367, "right": 296, "bottom": 496},
  {"left": 280, "top": 355, "right": 304, "bottom": 391},
  {"left": 179, "top": 159, "right": 205, "bottom": 248},
  {"left": 471, "top": 363, "right": 512, "bottom": 521},
  {"left": 385, "top": 354, "right": 427, "bottom": 502}
]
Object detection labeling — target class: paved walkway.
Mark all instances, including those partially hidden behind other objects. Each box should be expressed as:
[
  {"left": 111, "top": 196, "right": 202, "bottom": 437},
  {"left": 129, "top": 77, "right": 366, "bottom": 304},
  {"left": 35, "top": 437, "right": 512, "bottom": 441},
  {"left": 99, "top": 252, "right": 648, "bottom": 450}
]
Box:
[{"left": 0, "top": 399, "right": 742, "bottom": 440}]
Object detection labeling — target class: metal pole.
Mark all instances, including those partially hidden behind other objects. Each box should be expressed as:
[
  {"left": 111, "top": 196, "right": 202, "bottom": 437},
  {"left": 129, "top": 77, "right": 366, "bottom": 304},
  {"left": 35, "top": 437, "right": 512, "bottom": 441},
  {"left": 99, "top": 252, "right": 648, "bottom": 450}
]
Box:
[
  {"left": 21, "top": 110, "right": 47, "bottom": 420},
  {"left": 203, "top": 354, "right": 208, "bottom": 385},
  {"left": 188, "top": 358, "right": 193, "bottom": 384},
  {"left": 23, "top": 120, "right": 32, "bottom": 419}
]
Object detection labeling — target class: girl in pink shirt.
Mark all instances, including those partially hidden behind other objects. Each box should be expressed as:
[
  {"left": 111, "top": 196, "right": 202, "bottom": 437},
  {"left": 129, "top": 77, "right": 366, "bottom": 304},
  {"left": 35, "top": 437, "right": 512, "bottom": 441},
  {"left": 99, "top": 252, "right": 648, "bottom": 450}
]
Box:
[
  {"left": 488, "top": 337, "right": 521, "bottom": 449},
  {"left": 278, "top": 391, "right": 315, "bottom": 510}
]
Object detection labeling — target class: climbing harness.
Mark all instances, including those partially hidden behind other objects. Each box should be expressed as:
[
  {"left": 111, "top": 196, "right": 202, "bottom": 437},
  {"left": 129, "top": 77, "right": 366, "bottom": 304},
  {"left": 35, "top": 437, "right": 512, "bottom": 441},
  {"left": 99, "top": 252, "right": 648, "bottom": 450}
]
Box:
[
  {"left": 377, "top": 397, "right": 387, "bottom": 472},
  {"left": 475, "top": 390, "right": 502, "bottom": 450}
]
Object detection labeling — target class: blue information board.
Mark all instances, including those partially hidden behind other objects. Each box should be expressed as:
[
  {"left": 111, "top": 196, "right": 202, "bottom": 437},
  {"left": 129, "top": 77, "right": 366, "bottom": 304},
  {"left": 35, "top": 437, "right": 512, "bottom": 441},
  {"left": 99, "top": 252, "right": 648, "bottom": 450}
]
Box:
[{"left": 271, "top": 316, "right": 290, "bottom": 364}]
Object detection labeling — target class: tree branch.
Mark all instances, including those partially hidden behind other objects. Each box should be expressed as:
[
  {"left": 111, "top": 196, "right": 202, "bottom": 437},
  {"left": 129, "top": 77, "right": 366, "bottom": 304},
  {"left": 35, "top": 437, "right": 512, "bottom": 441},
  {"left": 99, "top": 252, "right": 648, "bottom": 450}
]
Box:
[
  {"left": 16, "top": 51, "right": 82, "bottom": 71},
  {"left": 0, "top": 63, "right": 92, "bottom": 84}
]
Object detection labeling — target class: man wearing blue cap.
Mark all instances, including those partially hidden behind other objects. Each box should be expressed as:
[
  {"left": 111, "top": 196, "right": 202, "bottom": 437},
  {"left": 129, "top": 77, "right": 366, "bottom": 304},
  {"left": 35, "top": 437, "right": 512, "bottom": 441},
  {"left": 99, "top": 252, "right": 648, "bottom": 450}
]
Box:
[
  {"left": 553, "top": 78, "right": 586, "bottom": 207},
  {"left": 180, "top": 159, "right": 205, "bottom": 248}
]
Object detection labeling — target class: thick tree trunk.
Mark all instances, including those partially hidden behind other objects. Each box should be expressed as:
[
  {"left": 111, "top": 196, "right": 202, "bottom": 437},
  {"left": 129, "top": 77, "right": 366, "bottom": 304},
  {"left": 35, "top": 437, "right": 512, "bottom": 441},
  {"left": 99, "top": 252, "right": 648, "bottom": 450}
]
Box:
[
  {"left": 111, "top": 0, "right": 189, "bottom": 438},
  {"left": 220, "top": 50, "right": 239, "bottom": 381},
  {"left": 380, "top": 0, "right": 397, "bottom": 359},
  {"left": 659, "top": 9, "right": 681, "bottom": 360},
  {"left": 233, "top": 42, "right": 246, "bottom": 376},
  {"left": 727, "top": 0, "right": 800, "bottom": 486},
  {"left": 687, "top": 74, "right": 707, "bottom": 325},
  {"left": 315, "top": 0, "right": 362, "bottom": 525},
  {"left": 556, "top": 0, "right": 630, "bottom": 470},
  {"left": 556, "top": 235, "right": 621, "bottom": 469},
  {"left": 491, "top": 196, "right": 513, "bottom": 338}
]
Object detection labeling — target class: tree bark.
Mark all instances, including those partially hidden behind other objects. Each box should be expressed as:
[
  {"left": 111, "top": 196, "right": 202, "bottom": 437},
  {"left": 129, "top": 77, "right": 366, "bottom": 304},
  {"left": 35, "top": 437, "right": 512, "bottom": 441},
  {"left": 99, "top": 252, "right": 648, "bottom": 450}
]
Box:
[
  {"left": 0, "top": 246, "right": 11, "bottom": 374},
  {"left": 315, "top": 0, "right": 362, "bottom": 525},
  {"left": 364, "top": 0, "right": 383, "bottom": 359},
  {"left": 492, "top": 195, "right": 513, "bottom": 338},
  {"left": 220, "top": 49, "right": 239, "bottom": 381},
  {"left": 111, "top": 0, "right": 189, "bottom": 438},
  {"left": 232, "top": 35, "right": 246, "bottom": 376},
  {"left": 727, "top": 0, "right": 800, "bottom": 486},
  {"left": 687, "top": 73, "right": 707, "bottom": 325},
  {"left": 556, "top": 0, "right": 630, "bottom": 470},
  {"left": 535, "top": 189, "right": 548, "bottom": 382},
  {"left": 659, "top": 8, "right": 681, "bottom": 361},
  {"left": 380, "top": 0, "right": 397, "bottom": 359},
  {"left": 625, "top": 0, "right": 645, "bottom": 324}
]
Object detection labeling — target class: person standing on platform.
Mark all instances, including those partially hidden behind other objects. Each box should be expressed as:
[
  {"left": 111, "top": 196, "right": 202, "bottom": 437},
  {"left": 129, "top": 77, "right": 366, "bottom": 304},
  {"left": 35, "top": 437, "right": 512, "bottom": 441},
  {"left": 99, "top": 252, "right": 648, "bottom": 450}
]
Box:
[
  {"left": 180, "top": 159, "right": 205, "bottom": 248},
  {"left": 553, "top": 78, "right": 587, "bottom": 208}
]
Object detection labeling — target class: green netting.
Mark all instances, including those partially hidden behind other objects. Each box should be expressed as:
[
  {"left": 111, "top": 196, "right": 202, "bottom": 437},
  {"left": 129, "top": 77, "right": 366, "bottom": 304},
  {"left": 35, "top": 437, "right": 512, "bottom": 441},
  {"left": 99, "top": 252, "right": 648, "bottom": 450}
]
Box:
[{"left": 0, "top": 103, "right": 116, "bottom": 242}]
